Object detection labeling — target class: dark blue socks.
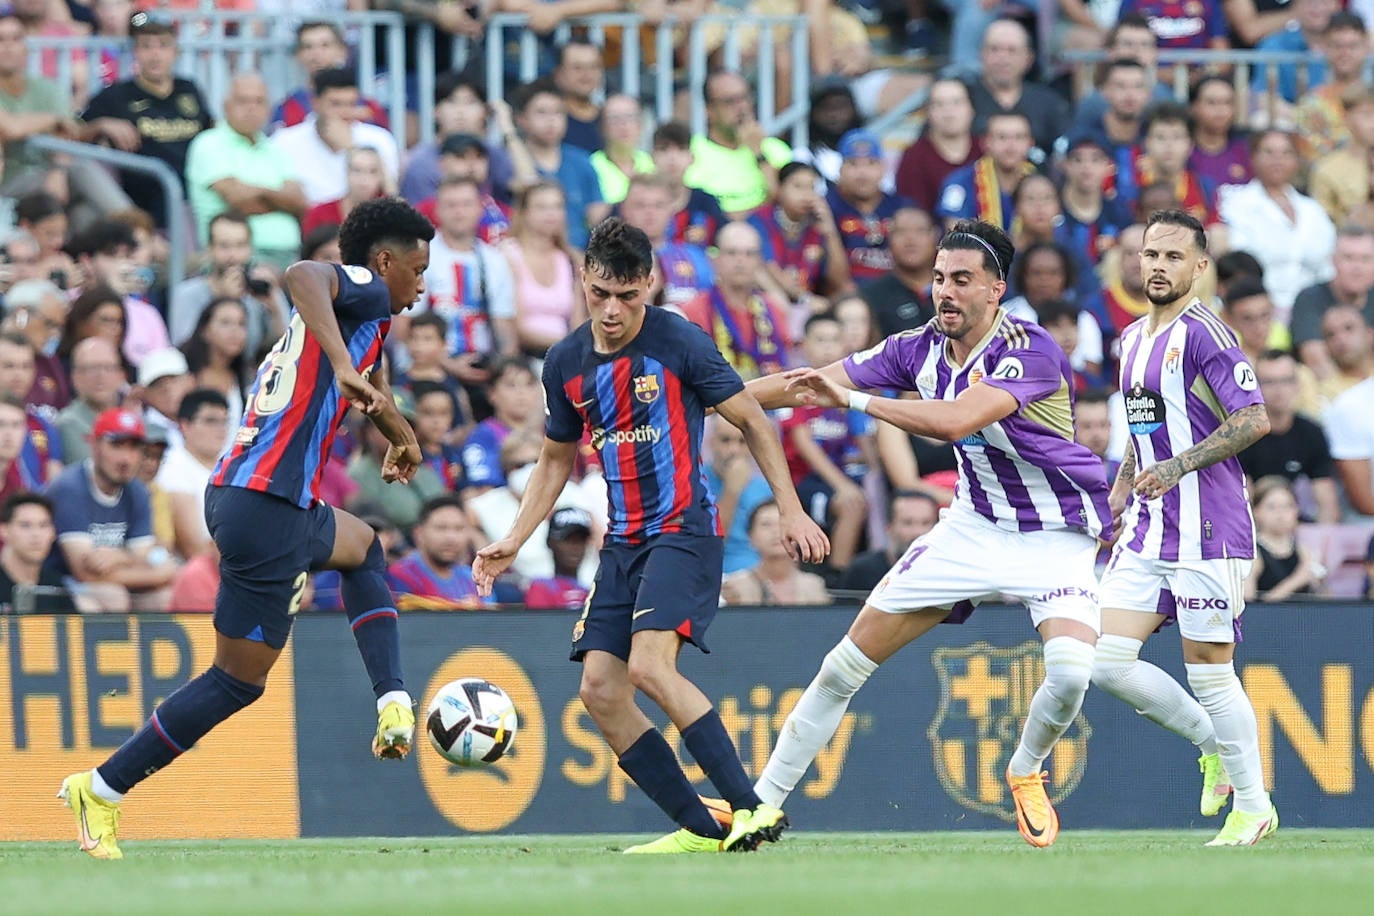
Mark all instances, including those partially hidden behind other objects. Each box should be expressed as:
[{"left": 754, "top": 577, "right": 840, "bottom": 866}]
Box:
[
  {"left": 342, "top": 537, "right": 403, "bottom": 697},
  {"left": 618, "top": 728, "right": 726, "bottom": 839},
  {"left": 682, "top": 710, "right": 763, "bottom": 811}
]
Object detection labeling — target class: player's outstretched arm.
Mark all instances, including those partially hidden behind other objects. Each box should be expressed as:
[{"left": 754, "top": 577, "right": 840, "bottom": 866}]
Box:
[
  {"left": 283, "top": 260, "right": 386, "bottom": 415},
  {"left": 472, "top": 437, "right": 579, "bottom": 595},
  {"left": 743, "top": 360, "right": 853, "bottom": 410},
  {"left": 785, "top": 368, "right": 1016, "bottom": 442},
  {"left": 715, "top": 389, "right": 831, "bottom": 564},
  {"left": 1134, "top": 403, "right": 1271, "bottom": 499}
]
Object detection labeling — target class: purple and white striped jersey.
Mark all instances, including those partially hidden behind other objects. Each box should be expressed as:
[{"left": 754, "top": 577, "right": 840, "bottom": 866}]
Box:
[
  {"left": 843, "top": 310, "right": 1112, "bottom": 537},
  {"left": 1116, "top": 299, "right": 1263, "bottom": 561}
]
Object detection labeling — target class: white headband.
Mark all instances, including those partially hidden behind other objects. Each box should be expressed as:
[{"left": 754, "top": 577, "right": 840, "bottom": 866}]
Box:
[{"left": 949, "top": 232, "right": 1004, "bottom": 279}]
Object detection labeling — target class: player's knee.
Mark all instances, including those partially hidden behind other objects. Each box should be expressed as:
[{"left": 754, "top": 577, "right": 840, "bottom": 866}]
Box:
[
  {"left": 357, "top": 536, "right": 385, "bottom": 574},
  {"left": 816, "top": 637, "right": 874, "bottom": 699},
  {"left": 625, "top": 655, "right": 675, "bottom": 702},
  {"left": 208, "top": 664, "right": 266, "bottom": 708},
  {"left": 579, "top": 669, "right": 630, "bottom": 718},
  {"left": 1041, "top": 636, "right": 1095, "bottom": 702},
  {"left": 1091, "top": 634, "right": 1144, "bottom": 691}
]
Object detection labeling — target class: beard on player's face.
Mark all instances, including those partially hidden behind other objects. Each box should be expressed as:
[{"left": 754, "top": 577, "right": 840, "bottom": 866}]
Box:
[{"left": 1144, "top": 275, "right": 1191, "bottom": 305}]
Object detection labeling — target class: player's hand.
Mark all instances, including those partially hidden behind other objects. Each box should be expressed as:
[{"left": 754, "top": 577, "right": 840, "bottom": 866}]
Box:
[
  {"left": 381, "top": 441, "right": 422, "bottom": 484},
  {"left": 1134, "top": 457, "right": 1184, "bottom": 501},
  {"left": 779, "top": 508, "right": 830, "bottom": 564},
  {"left": 337, "top": 369, "right": 387, "bottom": 415},
  {"left": 473, "top": 537, "right": 521, "bottom": 596},
  {"left": 783, "top": 367, "right": 847, "bottom": 408}
]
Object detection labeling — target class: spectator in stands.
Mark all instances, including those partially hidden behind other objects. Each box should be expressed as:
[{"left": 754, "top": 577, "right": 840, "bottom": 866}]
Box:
[
  {"left": 179, "top": 298, "right": 251, "bottom": 443},
  {"left": 703, "top": 413, "right": 773, "bottom": 575},
  {"left": 132, "top": 368, "right": 174, "bottom": 555},
  {"left": 2, "top": 279, "right": 71, "bottom": 416},
  {"left": 967, "top": 18, "right": 1070, "bottom": 165},
  {"left": 186, "top": 73, "right": 306, "bottom": 267},
  {"left": 875, "top": 390, "right": 958, "bottom": 507},
  {"left": 0, "top": 491, "right": 65, "bottom": 612},
  {"left": 1010, "top": 172, "right": 1064, "bottom": 252},
  {"left": 682, "top": 222, "right": 791, "bottom": 380},
  {"left": 1120, "top": 0, "right": 1229, "bottom": 82},
  {"left": 168, "top": 541, "right": 220, "bottom": 613},
  {"left": 721, "top": 500, "right": 831, "bottom": 605},
  {"left": 348, "top": 393, "right": 447, "bottom": 532},
  {"left": 781, "top": 312, "right": 873, "bottom": 572},
  {"left": 1220, "top": 130, "right": 1336, "bottom": 321},
  {"left": 826, "top": 130, "right": 912, "bottom": 285},
  {"left": 650, "top": 121, "right": 726, "bottom": 247},
  {"left": 1134, "top": 102, "right": 1217, "bottom": 223},
  {"left": 88, "top": 0, "right": 134, "bottom": 89},
  {"left": 459, "top": 356, "right": 543, "bottom": 495},
  {"left": 80, "top": 16, "right": 211, "bottom": 227},
  {"left": 1315, "top": 304, "right": 1374, "bottom": 410},
  {"left": 56, "top": 336, "right": 122, "bottom": 465},
  {"left": 393, "top": 312, "right": 468, "bottom": 427},
  {"left": 622, "top": 173, "right": 715, "bottom": 312},
  {"left": 503, "top": 179, "right": 584, "bottom": 356},
  {"left": 14, "top": 193, "right": 75, "bottom": 291},
  {"left": 1226, "top": 0, "right": 1305, "bottom": 48},
  {"left": 301, "top": 146, "right": 388, "bottom": 237},
  {"left": 301, "top": 223, "right": 341, "bottom": 264},
  {"left": 590, "top": 94, "right": 652, "bottom": 205},
  {"left": 794, "top": 78, "right": 863, "bottom": 190},
  {"left": 409, "top": 379, "right": 464, "bottom": 492},
  {"left": 403, "top": 72, "right": 514, "bottom": 205},
  {"left": 0, "top": 332, "right": 62, "bottom": 484},
  {"left": 833, "top": 293, "right": 879, "bottom": 353},
  {"left": 135, "top": 347, "right": 192, "bottom": 450},
  {"left": 155, "top": 388, "right": 228, "bottom": 559},
  {"left": 1246, "top": 475, "right": 1325, "bottom": 601},
  {"left": 415, "top": 134, "right": 513, "bottom": 244},
  {"left": 67, "top": 221, "right": 170, "bottom": 368},
  {"left": 748, "top": 163, "right": 847, "bottom": 314},
  {"left": 272, "top": 21, "right": 388, "bottom": 132},
  {"left": 1242, "top": 350, "right": 1342, "bottom": 523},
  {"left": 895, "top": 77, "right": 982, "bottom": 215},
  {"left": 1074, "top": 387, "right": 1116, "bottom": 477},
  {"left": 936, "top": 110, "right": 1035, "bottom": 233},
  {"left": 45, "top": 407, "right": 176, "bottom": 612},
  {"left": 1090, "top": 59, "right": 1151, "bottom": 205},
  {"left": 168, "top": 211, "right": 288, "bottom": 361},
  {"left": 1325, "top": 367, "right": 1374, "bottom": 518},
  {"left": 0, "top": 394, "right": 29, "bottom": 501},
  {"left": 1187, "top": 75, "right": 1253, "bottom": 195},
  {"left": 1072, "top": 15, "right": 1171, "bottom": 134},
  {"left": 840, "top": 490, "right": 938, "bottom": 592},
  {"left": 1057, "top": 134, "right": 1131, "bottom": 304},
  {"left": 861, "top": 207, "right": 936, "bottom": 339},
  {"left": 1099, "top": 222, "right": 1149, "bottom": 335},
  {"left": 505, "top": 78, "right": 606, "bottom": 250},
  {"left": 936, "top": 1, "right": 1036, "bottom": 81},
  {"left": 1039, "top": 299, "right": 1094, "bottom": 392},
  {"left": 1249, "top": 0, "right": 1336, "bottom": 106},
  {"left": 1291, "top": 224, "right": 1374, "bottom": 379},
  {"left": 553, "top": 40, "right": 605, "bottom": 154},
  {"left": 412, "top": 176, "right": 518, "bottom": 397},
  {"left": 56, "top": 286, "right": 129, "bottom": 384},
  {"left": 1004, "top": 242, "right": 1106, "bottom": 380},
  {"left": 1, "top": 231, "right": 44, "bottom": 292},
  {"left": 271, "top": 67, "right": 399, "bottom": 208},
  {"left": 684, "top": 70, "right": 791, "bottom": 217},
  {"left": 1219, "top": 278, "right": 1304, "bottom": 381},
  {"left": 523, "top": 506, "right": 594, "bottom": 610},
  {"left": 1294, "top": 13, "right": 1367, "bottom": 160},
  {"left": 1309, "top": 86, "right": 1374, "bottom": 230},
  {"left": 386, "top": 495, "right": 485, "bottom": 610}
]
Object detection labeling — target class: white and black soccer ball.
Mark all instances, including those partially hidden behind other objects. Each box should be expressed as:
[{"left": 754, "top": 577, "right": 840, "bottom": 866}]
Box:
[{"left": 425, "top": 678, "right": 518, "bottom": 767}]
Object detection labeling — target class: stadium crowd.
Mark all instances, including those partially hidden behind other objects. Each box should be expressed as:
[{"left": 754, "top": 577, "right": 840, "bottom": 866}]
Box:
[{"left": 0, "top": 0, "right": 1372, "bottom": 615}]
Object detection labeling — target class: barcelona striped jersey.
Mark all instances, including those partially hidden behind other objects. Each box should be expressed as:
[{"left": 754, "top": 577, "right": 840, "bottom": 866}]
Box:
[
  {"left": 212, "top": 263, "right": 392, "bottom": 509},
  {"left": 543, "top": 307, "right": 744, "bottom": 543}
]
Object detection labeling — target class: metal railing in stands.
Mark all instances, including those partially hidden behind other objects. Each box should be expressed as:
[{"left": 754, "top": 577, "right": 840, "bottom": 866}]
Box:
[
  {"left": 29, "top": 135, "right": 189, "bottom": 291},
  {"left": 25, "top": 11, "right": 409, "bottom": 150},
  {"left": 1058, "top": 49, "right": 1327, "bottom": 125}
]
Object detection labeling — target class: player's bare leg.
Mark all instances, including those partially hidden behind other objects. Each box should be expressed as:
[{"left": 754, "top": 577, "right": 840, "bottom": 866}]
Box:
[
  {"left": 1093, "top": 608, "right": 1229, "bottom": 815},
  {"left": 755, "top": 605, "right": 950, "bottom": 810},
  {"left": 1005, "top": 618, "right": 1096, "bottom": 848}
]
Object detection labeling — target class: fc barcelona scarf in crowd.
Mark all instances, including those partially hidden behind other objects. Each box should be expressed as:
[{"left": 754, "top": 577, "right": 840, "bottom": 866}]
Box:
[
  {"left": 708, "top": 288, "right": 786, "bottom": 381},
  {"left": 973, "top": 155, "right": 1034, "bottom": 235}
]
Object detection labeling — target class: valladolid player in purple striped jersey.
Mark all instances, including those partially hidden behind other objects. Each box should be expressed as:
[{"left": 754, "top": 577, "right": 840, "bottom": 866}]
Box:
[
  {"left": 745, "top": 218, "right": 1112, "bottom": 848},
  {"left": 1093, "top": 209, "right": 1277, "bottom": 847}
]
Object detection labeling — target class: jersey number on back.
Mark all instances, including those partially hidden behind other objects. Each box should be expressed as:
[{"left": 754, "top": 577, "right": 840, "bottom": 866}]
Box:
[{"left": 255, "top": 314, "right": 308, "bottom": 416}]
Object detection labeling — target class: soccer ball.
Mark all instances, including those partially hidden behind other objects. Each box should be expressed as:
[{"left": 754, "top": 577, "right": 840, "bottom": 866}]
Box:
[{"left": 425, "top": 678, "right": 518, "bottom": 767}]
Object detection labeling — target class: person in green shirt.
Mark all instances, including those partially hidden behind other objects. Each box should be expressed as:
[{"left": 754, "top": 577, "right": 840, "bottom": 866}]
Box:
[
  {"left": 590, "top": 94, "right": 655, "bottom": 204},
  {"left": 683, "top": 70, "right": 792, "bottom": 217}
]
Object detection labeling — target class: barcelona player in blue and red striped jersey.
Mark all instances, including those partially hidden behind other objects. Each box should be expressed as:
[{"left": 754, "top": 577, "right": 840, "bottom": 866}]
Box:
[
  {"left": 474, "top": 218, "right": 829, "bottom": 854},
  {"left": 59, "top": 199, "right": 435, "bottom": 860}
]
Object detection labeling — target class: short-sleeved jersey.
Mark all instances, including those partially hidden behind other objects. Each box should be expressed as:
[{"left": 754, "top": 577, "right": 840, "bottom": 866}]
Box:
[
  {"left": 385, "top": 554, "right": 485, "bottom": 610},
  {"left": 44, "top": 462, "right": 153, "bottom": 577},
  {"left": 826, "top": 188, "right": 911, "bottom": 282},
  {"left": 524, "top": 574, "right": 590, "bottom": 610},
  {"left": 667, "top": 187, "right": 727, "bottom": 247},
  {"left": 1119, "top": 0, "right": 1227, "bottom": 51},
  {"left": 656, "top": 243, "right": 715, "bottom": 308},
  {"left": 543, "top": 307, "right": 745, "bottom": 542},
  {"left": 20, "top": 413, "right": 61, "bottom": 489},
  {"left": 780, "top": 405, "right": 872, "bottom": 484},
  {"left": 461, "top": 417, "right": 513, "bottom": 489},
  {"left": 843, "top": 312, "right": 1112, "bottom": 537},
  {"left": 1116, "top": 300, "right": 1264, "bottom": 561},
  {"left": 212, "top": 263, "right": 392, "bottom": 509},
  {"left": 749, "top": 205, "right": 828, "bottom": 294}
]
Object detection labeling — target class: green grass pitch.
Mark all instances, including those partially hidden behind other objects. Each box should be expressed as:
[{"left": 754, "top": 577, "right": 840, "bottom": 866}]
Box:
[{"left": 4, "top": 831, "right": 1372, "bottom": 915}]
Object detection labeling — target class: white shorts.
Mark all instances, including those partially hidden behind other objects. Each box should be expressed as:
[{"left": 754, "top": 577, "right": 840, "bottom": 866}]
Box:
[
  {"left": 867, "top": 509, "right": 1101, "bottom": 633},
  {"left": 1098, "top": 549, "right": 1251, "bottom": 644}
]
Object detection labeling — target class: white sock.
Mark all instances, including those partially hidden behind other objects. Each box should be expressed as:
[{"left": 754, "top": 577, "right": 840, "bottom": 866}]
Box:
[
  {"left": 90, "top": 768, "right": 124, "bottom": 804},
  {"left": 1008, "top": 637, "right": 1095, "bottom": 777},
  {"left": 1093, "top": 635, "right": 1218, "bottom": 755},
  {"left": 376, "top": 690, "right": 413, "bottom": 714},
  {"left": 754, "top": 637, "right": 877, "bottom": 809},
  {"left": 1186, "top": 662, "right": 1270, "bottom": 814}
]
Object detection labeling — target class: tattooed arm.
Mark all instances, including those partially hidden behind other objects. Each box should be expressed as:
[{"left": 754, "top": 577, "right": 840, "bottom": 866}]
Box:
[
  {"left": 1133, "top": 404, "right": 1271, "bottom": 498},
  {"left": 1104, "top": 447, "right": 1135, "bottom": 545}
]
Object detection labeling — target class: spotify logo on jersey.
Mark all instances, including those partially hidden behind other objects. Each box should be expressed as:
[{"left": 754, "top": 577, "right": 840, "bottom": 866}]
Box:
[{"left": 1125, "top": 384, "right": 1166, "bottom": 435}]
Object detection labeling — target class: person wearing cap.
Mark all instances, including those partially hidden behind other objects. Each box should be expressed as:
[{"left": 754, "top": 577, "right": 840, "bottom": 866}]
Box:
[
  {"left": 523, "top": 506, "right": 594, "bottom": 610},
  {"left": 271, "top": 21, "right": 390, "bottom": 134},
  {"left": 683, "top": 71, "right": 792, "bottom": 218},
  {"left": 935, "top": 110, "right": 1036, "bottom": 234},
  {"left": 384, "top": 494, "right": 486, "bottom": 611},
  {"left": 135, "top": 346, "right": 193, "bottom": 451},
  {"left": 79, "top": 14, "right": 212, "bottom": 228},
  {"left": 826, "top": 129, "right": 913, "bottom": 285},
  {"left": 185, "top": 73, "right": 307, "bottom": 267},
  {"left": 42, "top": 406, "right": 177, "bottom": 613},
  {"left": 301, "top": 147, "right": 389, "bottom": 238},
  {"left": 414, "top": 133, "right": 513, "bottom": 244}
]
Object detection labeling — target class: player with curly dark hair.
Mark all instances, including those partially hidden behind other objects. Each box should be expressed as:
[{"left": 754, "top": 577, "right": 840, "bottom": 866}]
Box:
[{"left": 59, "top": 198, "right": 435, "bottom": 859}]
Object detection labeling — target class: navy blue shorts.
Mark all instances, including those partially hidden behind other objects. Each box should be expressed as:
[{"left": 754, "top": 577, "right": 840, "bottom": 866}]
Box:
[
  {"left": 570, "top": 533, "right": 724, "bottom": 663},
  {"left": 205, "top": 485, "right": 336, "bottom": 650}
]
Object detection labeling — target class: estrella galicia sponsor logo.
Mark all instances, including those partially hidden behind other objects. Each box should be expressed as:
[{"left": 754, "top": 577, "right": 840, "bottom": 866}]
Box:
[
  {"left": 1125, "top": 383, "right": 1166, "bottom": 435},
  {"left": 1177, "top": 597, "right": 1229, "bottom": 611},
  {"left": 590, "top": 425, "right": 663, "bottom": 449}
]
